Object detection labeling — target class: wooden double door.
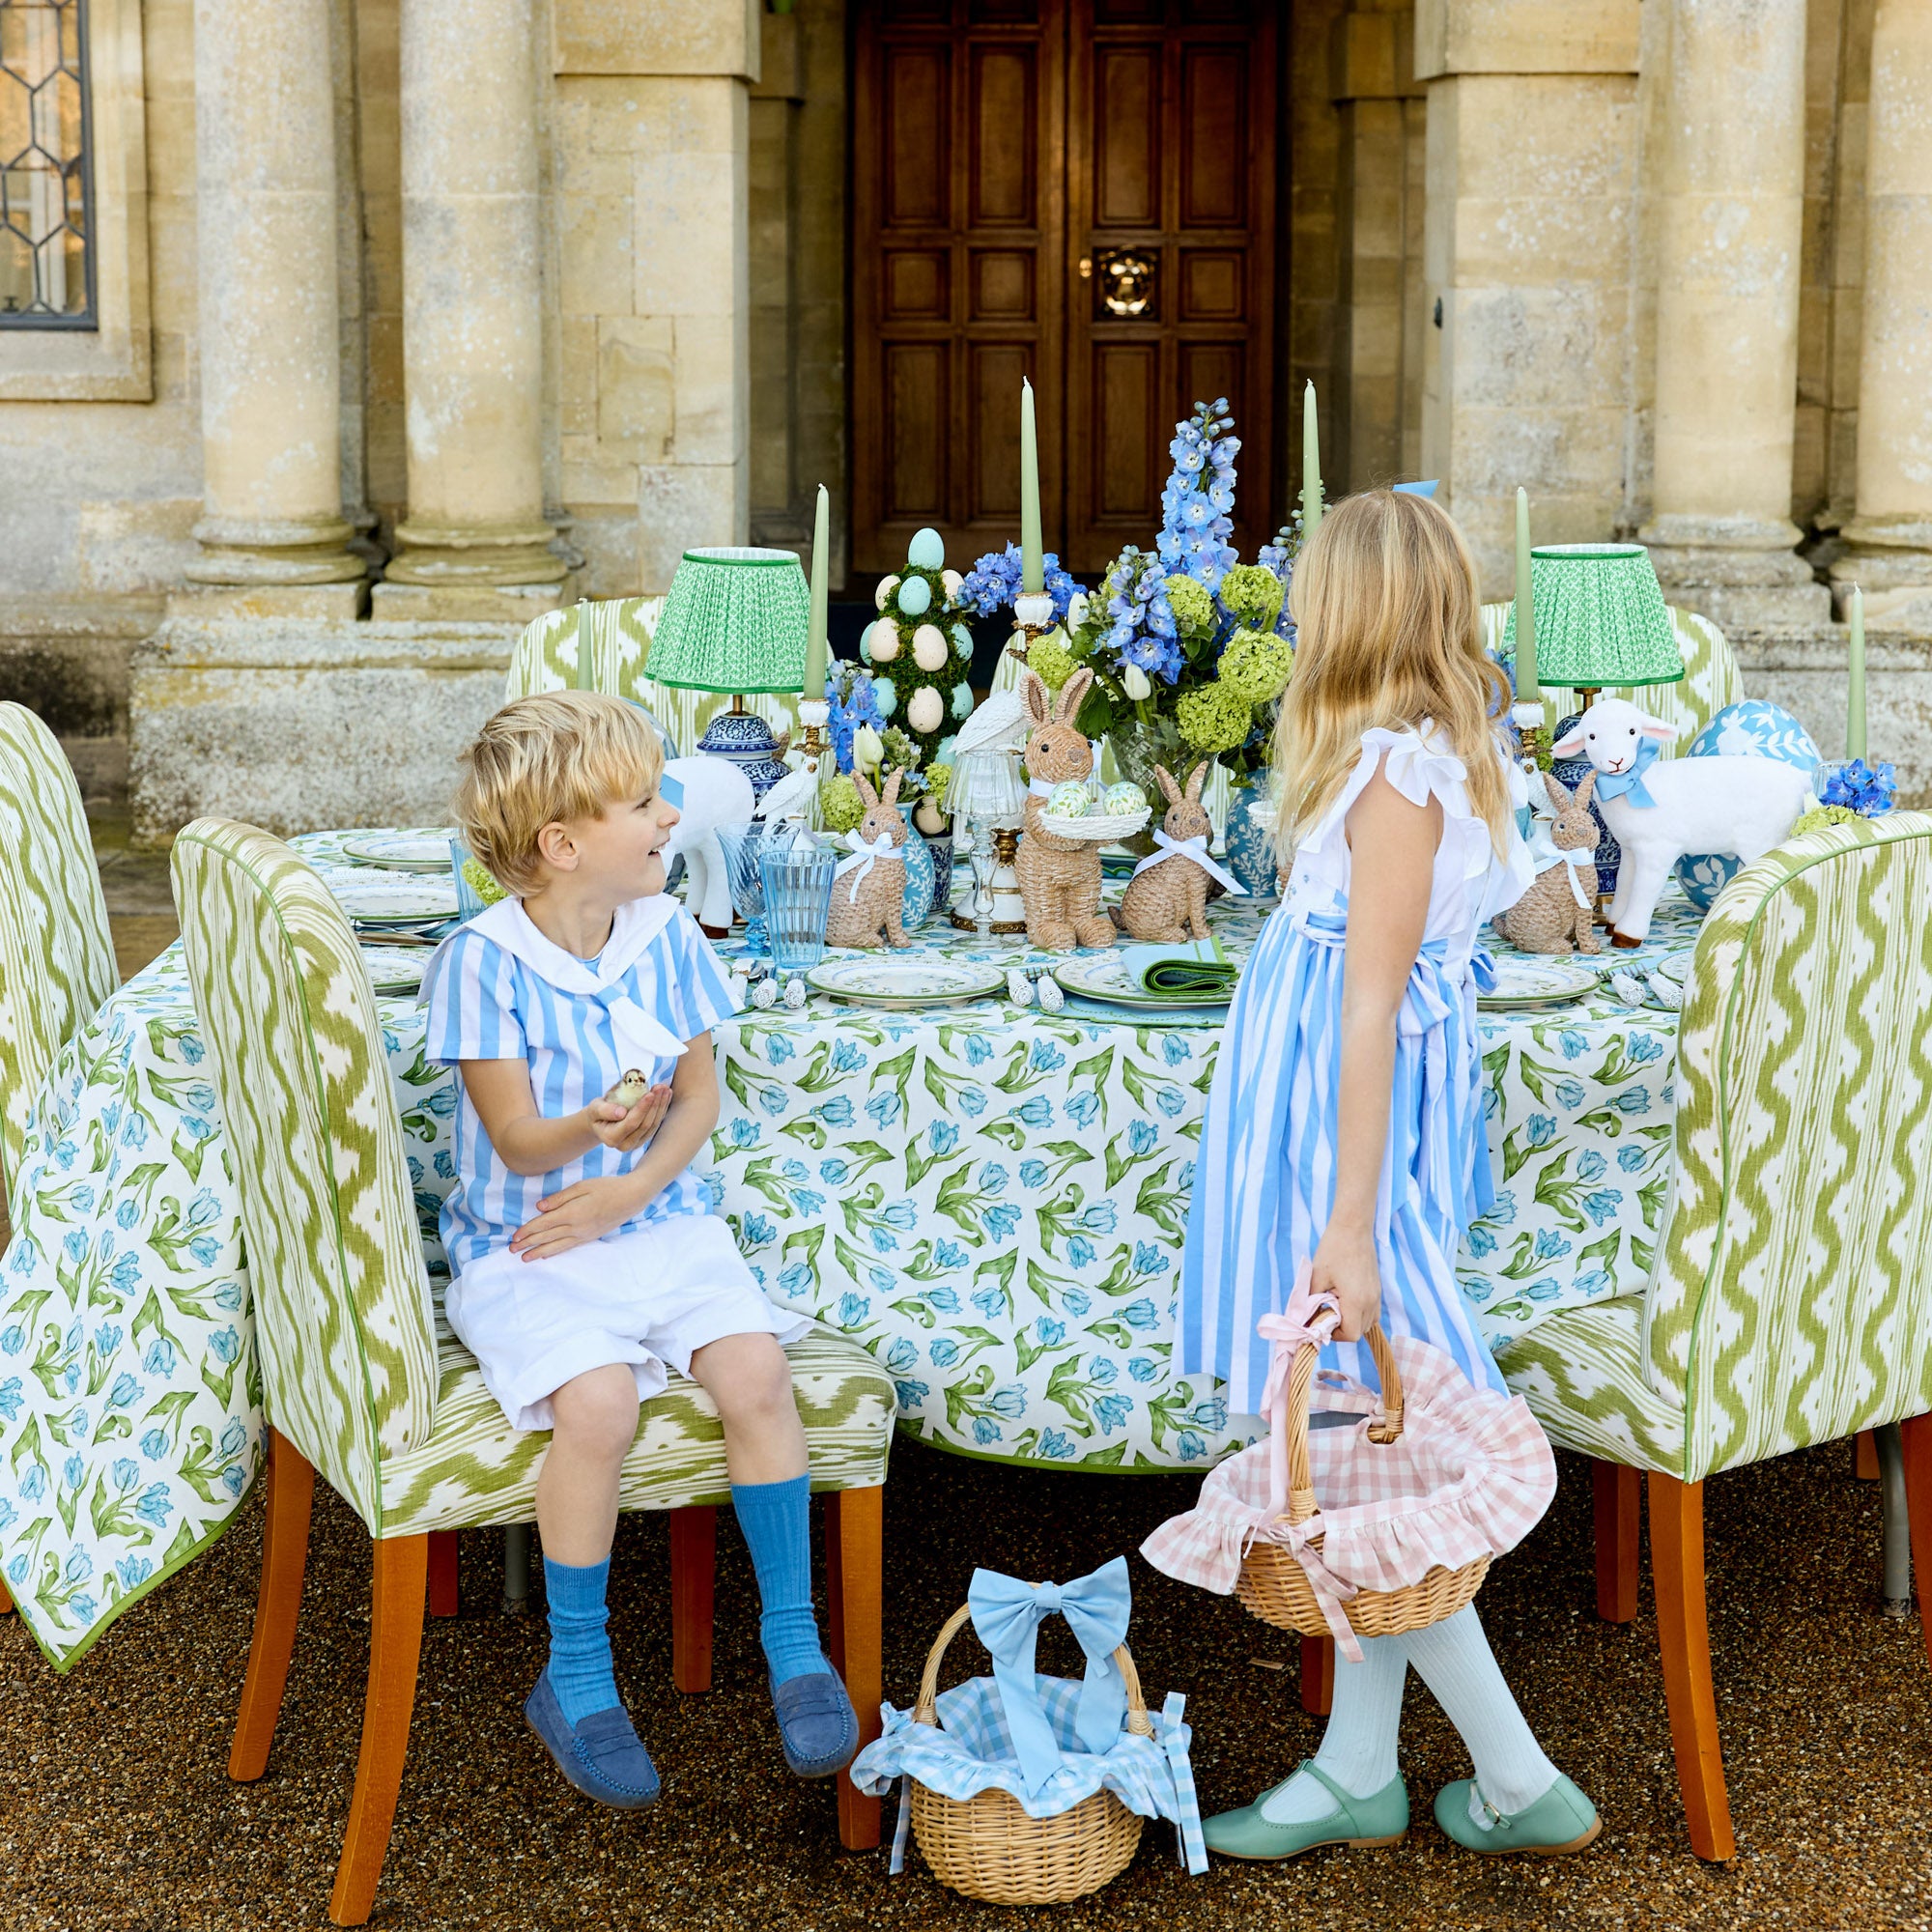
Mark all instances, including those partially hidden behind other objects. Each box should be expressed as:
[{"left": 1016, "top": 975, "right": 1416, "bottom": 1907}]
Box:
[{"left": 850, "top": 0, "right": 1279, "bottom": 580}]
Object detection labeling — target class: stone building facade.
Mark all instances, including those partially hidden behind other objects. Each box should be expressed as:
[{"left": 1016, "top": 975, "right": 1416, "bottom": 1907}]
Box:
[{"left": 1, "top": 0, "right": 1928, "bottom": 833}]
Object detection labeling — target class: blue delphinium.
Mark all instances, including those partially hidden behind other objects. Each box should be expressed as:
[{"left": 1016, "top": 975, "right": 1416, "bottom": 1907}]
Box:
[
  {"left": 1821, "top": 756, "right": 1896, "bottom": 815},
  {"left": 1255, "top": 526, "right": 1300, "bottom": 643},
  {"left": 1157, "top": 399, "right": 1239, "bottom": 591},
  {"left": 953, "top": 543, "right": 1083, "bottom": 623},
  {"left": 825, "top": 664, "right": 883, "bottom": 774},
  {"left": 1100, "top": 548, "right": 1182, "bottom": 686}
]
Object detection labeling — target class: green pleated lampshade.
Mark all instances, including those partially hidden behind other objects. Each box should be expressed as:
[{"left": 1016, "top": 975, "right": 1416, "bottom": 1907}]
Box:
[
  {"left": 1500, "top": 543, "right": 1683, "bottom": 690},
  {"left": 646, "top": 547, "right": 810, "bottom": 694}
]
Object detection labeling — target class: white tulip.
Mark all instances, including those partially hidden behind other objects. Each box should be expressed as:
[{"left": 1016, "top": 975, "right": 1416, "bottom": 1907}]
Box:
[
  {"left": 854, "top": 724, "right": 885, "bottom": 776},
  {"left": 1066, "top": 591, "right": 1089, "bottom": 631},
  {"left": 1122, "top": 664, "right": 1152, "bottom": 701}
]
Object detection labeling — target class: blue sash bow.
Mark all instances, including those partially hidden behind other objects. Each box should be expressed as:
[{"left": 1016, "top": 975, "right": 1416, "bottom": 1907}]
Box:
[{"left": 1592, "top": 735, "right": 1660, "bottom": 808}]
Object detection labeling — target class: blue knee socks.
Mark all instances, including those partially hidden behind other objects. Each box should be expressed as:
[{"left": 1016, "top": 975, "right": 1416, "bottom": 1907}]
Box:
[
  {"left": 544, "top": 1553, "right": 622, "bottom": 1724},
  {"left": 731, "top": 1474, "right": 826, "bottom": 1685}
]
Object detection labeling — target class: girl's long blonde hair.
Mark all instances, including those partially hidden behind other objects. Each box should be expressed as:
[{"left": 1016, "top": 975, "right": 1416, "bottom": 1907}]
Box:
[{"left": 1271, "top": 489, "right": 1511, "bottom": 861}]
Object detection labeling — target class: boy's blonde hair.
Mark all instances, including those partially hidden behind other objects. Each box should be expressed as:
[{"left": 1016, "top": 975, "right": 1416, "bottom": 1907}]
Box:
[
  {"left": 455, "top": 690, "right": 666, "bottom": 895},
  {"left": 1271, "top": 489, "right": 1511, "bottom": 861}
]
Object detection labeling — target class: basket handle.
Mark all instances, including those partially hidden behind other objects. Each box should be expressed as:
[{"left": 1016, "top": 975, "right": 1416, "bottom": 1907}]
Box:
[
  {"left": 1268, "top": 1319, "right": 1405, "bottom": 1528},
  {"left": 913, "top": 1601, "right": 1154, "bottom": 1738}
]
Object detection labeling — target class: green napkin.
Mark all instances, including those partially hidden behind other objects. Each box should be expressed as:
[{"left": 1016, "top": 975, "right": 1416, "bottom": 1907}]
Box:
[{"left": 1121, "top": 937, "right": 1238, "bottom": 1000}]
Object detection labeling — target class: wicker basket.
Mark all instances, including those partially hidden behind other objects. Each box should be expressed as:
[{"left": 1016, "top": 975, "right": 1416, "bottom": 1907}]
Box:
[
  {"left": 1236, "top": 1321, "right": 1491, "bottom": 1639},
  {"left": 908, "top": 1602, "right": 1153, "bottom": 1905},
  {"left": 1036, "top": 804, "right": 1151, "bottom": 843}
]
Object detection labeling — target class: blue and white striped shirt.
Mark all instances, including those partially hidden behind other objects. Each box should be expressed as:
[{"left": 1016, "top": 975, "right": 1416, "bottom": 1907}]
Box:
[{"left": 422, "top": 897, "right": 742, "bottom": 1270}]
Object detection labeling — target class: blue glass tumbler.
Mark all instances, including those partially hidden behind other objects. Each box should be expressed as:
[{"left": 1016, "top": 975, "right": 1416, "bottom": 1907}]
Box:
[
  {"left": 712, "top": 820, "right": 770, "bottom": 959},
  {"left": 759, "top": 838, "right": 837, "bottom": 979}
]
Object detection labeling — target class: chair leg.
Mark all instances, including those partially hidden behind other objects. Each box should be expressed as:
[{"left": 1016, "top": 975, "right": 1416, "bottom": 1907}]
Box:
[
  {"left": 1858, "top": 1429, "right": 1881, "bottom": 1480},
  {"left": 669, "top": 1506, "right": 717, "bottom": 1694},
  {"left": 826, "top": 1486, "right": 884, "bottom": 1852},
  {"left": 1898, "top": 1413, "right": 1932, "bottom": 1669},
  {"left": 1647, "top": 1472, "right": 1734, "bottom": 1861},
  {"left": 427, "top": 1531, "right": 460, "bottom": 1618},
  {"left": 1593, "top": 1460, "right": 1642, "bottom": 1623},
  {"left": 327, "top": 1535, "right": 429, "bottom": 1928},
  {"left": 1299, "top": 1635, "right": 1333, "bottom": 1715},
  {"left": 229, "top": 1428, "right": 317, "bottom": 1780}
]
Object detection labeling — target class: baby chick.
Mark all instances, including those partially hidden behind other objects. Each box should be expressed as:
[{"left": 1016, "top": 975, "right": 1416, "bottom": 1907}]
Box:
[{"left": 606, "top": 1068, "right": 650, "bottom": 1110}]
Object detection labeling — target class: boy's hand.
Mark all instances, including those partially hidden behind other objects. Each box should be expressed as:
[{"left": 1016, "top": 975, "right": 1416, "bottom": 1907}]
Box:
[
  {"left": 584, "top": 1084, "right": 672, "bottom": 1153},
  {"left": 512, "top": 1177, "right": 641, "bottom": 1262}
]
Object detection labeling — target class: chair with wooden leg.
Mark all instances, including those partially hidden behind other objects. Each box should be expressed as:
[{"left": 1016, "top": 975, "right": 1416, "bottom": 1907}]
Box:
[
  {"left": 171, "top": 818, "right": 895, "bottom": 1926},
  {"left": 1499, "top": 811, "right": 1932, "bottom": 1860}
]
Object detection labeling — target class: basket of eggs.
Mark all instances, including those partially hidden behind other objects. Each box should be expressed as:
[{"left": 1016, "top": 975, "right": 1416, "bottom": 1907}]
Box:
[{"left": 1036, "top": 780, "right": 1152, "bottom": 845}]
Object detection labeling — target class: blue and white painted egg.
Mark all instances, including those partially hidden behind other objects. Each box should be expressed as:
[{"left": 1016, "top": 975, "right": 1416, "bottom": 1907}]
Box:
[
  {"left": 1674, "top": 699, "right": 1821, "bottom": 911},
  {"left": 897, "top": 574, "right": 932, "bottom": 616},
  {"left": 906, "top": 526, "right": 946, "bottom": 571}
]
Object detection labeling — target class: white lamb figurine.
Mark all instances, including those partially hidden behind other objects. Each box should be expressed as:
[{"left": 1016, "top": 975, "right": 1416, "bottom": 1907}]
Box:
[{"left": 1551, "top": 697, "right": 1812, "bottom": 946}]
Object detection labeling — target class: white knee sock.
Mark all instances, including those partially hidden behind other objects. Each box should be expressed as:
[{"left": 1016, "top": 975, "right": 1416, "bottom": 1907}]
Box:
[
  {"left": 1257, "top": 1634, "right": 1406, "bottom": 1822},
  {"left": 1401, "top": 1605, "right": 1561, "bottom": 1825}
]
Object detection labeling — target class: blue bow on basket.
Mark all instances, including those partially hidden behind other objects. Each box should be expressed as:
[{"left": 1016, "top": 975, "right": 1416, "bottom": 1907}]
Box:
[{"left": 967, "top": 1555, "right": 1131, "bottom": 1796}]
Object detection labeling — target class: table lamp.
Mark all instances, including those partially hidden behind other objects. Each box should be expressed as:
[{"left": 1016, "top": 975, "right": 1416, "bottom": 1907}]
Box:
[
  {"left": 647, "top": 547, "right": 810, "bottom": 800},
  {"left": 1499, "top": 543, "right": 1683, "bottom": 712},
  {"left": 948, "top": 746, "right": 1029, "bottom": 938}
]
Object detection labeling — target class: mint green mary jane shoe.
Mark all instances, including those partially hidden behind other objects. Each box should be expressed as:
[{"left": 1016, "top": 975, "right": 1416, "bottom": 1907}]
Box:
[
  {"left": 1434, "top": 1775, "right": 1601, "bottom": 1856},
  {"left": 1203, "top": 1760, "right": 1409, "bottom": 1861}
]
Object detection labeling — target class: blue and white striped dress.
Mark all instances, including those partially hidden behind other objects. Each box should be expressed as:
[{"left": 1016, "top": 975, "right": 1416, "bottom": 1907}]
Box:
[{"left": 1179, "top": 725, "right": 1534, "bottom": 1406}]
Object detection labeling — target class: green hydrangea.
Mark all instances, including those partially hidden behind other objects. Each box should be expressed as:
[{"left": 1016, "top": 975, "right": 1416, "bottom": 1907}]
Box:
[
  {"left": 1219, "top": 562, "right": 1285, "bottom": 631},
  {"left": 1163, "top": 574, "right": 1217, "bottom": 639},
  {"left": 926, "top": 762, "right": 952, "bottom": 810},
  {"left": 1028, "top": 629, "right": 1077, "bottom": 691},
  {"left": 1790, "top": 804, "right": 1861, "bottom": 838},
  {"left": 1177, "top": 679, "right": 1254, "bottom": 755},
  {"left": 1217, "top": 625, "right": 1294, "bottom": 704},
  {"left": 461, "top": 858, "right": 507, "bottom": 907},
  {"left": 819, "top": 772, "right": 866, "bottom": 834}
]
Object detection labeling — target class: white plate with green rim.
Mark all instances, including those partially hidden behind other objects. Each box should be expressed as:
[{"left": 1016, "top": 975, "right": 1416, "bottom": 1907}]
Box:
[
  {"left": 330, "top": 874, "right": 459, "bottom": 923},
  {"left": 359, "top": 944, "right": 430, "bottom": 995},
  {"left": 340, "top": 830, "right": 460, "bottom": 873},
  {"left": 1477, "top": 956, "right": 1602, "bottom": 1011},
  {"left": 805, "top": 955, "right": 1006, "bottom": 1009},
  {"left": 1052, "top": 952, "right": 1235, "bottom": 1010},
  {"left": 1651, "top": 950, "right": 1694, "bottom": 988}
]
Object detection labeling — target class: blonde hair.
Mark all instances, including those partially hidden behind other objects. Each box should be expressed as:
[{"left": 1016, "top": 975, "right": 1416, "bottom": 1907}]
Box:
[
  {"left": 455, "top": 690, "right": 665, "bottom": 895},
  {"left": 1272, "top": 490, "right": 1511, "bottom": 860}
]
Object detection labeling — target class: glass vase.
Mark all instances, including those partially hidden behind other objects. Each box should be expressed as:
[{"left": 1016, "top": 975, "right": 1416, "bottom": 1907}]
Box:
[
  {"left": 759, "top": 838, "right": 838, "bottom": 978},
  {"left": 1104, "top": 713, "right": 1189, "bottom": 857}
]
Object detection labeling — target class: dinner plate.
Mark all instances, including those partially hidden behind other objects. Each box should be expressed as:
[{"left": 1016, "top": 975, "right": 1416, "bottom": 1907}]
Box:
[
  {"left": 1652, "top": 949, "right": 1694, "bottom": 988},
  {"left": 329, "top": 873, "right": 460, "bottom": 923},
  {"left": 1477, "top": 956, "right": 1601, "bottom": 1011},
  {"left": 341, "top": 829, "right": 460, "bottom": 873},
  {"left": 359, "top": 943, "right": 430, "bottom": 995},
  {"left": 1052, "top": 951, "right": 1234, "bottom": 1010},
  {"left": 805, "top": 955, "right": 1006, "bottom": 1009}
]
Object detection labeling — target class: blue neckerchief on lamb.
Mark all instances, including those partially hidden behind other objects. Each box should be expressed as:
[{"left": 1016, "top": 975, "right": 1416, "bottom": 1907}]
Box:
[{"left": 1591, "top": 734, "right": 1660, "bottom": 807}]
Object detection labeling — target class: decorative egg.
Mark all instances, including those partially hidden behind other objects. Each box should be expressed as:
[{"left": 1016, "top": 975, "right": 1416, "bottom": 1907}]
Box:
[
  {"left": 1101, "top": 781, "right": 1147, "bottom": 816},
  {"left": 873, "top": 575, "right": 899, "bottom": 612},
  {"left": 941, "top": 569, "right": 963, "bottom": 598},
  {"left": 873, "top": 679, "right": 896, "bottom": 719},
  {"left": 950, "top": 622, "right": 974, "bottom": 653},
  {"left": 898, "top": 575, "right": 932, "bottom": 617},
  {"left": 867, "top": 616, "right": 901, "bottom": 663},
  {"left": 952, "top": 681, "right": 974, "bottom": 720},
  {"left": 1674, "top": 699, "right": 1822, "bottom": 910},
  {"left": 907, "top": 526, "right": 946, "bottom": 571},
  {"left": 907, "top": 686, "right": 946, "bottom": 734},
  {"left": 1047, "top": 781, "right": 1093, "bottom": 817},
  {"left": 912, "top": 623, "right": 950, "bottom": 671}
]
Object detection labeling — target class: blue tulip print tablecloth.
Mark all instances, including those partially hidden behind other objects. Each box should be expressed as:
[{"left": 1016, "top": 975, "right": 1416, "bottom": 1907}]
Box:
[{"left": 0, "top": 830, "right": 1696, "bottom": 1666}]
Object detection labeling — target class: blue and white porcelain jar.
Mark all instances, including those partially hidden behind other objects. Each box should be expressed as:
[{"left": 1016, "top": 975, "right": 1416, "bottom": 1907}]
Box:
[
  {"left": 1222, "top": 782, "right": 1280, "bottom": 897},
  {"left": 896, "top": 805, "right": 936, "bottom": 931}
]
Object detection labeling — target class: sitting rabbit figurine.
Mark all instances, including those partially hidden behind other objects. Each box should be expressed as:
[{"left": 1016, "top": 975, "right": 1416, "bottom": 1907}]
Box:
[
  {"left": 826, "top": 768, "right": 911, "bottom": 950},
  {"left": 1118, "top": 761, "right": 1224, "bottom": 943},
  {"left": 1492, "top": 769, "right": 1601, "bottom": 955},
  {"left": 1014, "top": 667, "right": 1116, "bottom": 952}
]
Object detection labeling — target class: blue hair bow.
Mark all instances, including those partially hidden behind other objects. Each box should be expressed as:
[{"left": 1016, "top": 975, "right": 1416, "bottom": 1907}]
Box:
[{"left": 967, "top": 1556, "right": 1131, "bottom": 1796}]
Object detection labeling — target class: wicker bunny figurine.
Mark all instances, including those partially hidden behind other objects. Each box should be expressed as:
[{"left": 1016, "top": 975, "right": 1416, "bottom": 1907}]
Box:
[
  {"left": 1014, "top": 667, "right": 1116, "bottom": 952},
  {"left": 1118, "top": 762, "right": 1215, "bottom": 943},
  {"left": 1492, "top": 768, "right": 1601, "bottom": 955},
  {"left": 826, "top": 768, "right": 911, "bottom": 950}
]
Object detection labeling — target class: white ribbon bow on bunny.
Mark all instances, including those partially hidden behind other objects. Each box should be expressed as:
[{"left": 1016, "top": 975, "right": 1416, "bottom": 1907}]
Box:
[
  {"left": 1523, "top": 822, "right": 1596, "bottom": 909},
  {"left": 833, "top": 829, "right": 905, "bottom": 902},
  {"left": 1130, "top": 831, "right": 1247, "bottom": 896}
]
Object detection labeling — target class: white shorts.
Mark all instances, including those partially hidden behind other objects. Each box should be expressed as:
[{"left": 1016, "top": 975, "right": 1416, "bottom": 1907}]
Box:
[{"left": 446, "top": 1214, "right": 812, "bottom": 1432}]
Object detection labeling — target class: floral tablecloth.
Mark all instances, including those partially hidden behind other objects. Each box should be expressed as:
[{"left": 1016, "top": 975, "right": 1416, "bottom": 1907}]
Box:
[{"left": 0, "top": 831, "right": 1695, "bottom": 1666}]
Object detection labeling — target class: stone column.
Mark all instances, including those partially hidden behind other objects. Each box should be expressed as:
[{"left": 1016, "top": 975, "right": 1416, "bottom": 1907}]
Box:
[
  {"left": 379, "top": 0, "right": 566, "bottom": 613},
  {"left": 1833, "top": 0, "right": 1932, "bottom": 630},
  {"left": 1639, "top": 0, "right": 1826, "bottom": 630},
  {"left": 185, "top": 0, "right": 363, "bottom": 594}
]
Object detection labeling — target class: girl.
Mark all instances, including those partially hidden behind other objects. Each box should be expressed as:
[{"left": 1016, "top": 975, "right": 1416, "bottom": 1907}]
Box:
[{"left": 1180, "top": 491, "right": 1600, "bottom": 1859}]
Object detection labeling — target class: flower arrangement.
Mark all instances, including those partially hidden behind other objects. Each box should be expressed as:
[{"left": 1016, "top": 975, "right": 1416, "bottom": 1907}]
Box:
[
  {"left": 953, "top": 543, "right": 1086, "bottom": 627},
  {"left": 859, "top": 527, "right": 976, "bottom": 797},
  {"left": 1792, "top": 756, "right": 1897, "bottom": 835}
]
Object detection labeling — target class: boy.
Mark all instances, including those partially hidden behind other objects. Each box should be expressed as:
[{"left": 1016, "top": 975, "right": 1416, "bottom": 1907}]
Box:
[{"left": 422, "top": 691, "right": 858, "bottom": 1808}]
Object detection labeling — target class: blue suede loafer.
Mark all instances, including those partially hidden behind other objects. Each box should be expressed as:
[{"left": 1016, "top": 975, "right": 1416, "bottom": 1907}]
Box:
[
  {"left": 769, "top": 1667, "right": 861, "bottom": 1777},
  {"left": 524, "top": 1669, "right": 661, "bottom": 1810}
]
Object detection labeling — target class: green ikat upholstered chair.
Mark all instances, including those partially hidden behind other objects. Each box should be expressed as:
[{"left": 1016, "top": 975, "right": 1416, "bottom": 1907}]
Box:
[
  {"left": 505, "top": 595, "right": 802, "bottom": 754},
  {"left": 170, "top": 818, "right": 895, "bottom": 1926},
  {"left": 1499, "top": 810, "right": 1932, "bottom": 1861}
]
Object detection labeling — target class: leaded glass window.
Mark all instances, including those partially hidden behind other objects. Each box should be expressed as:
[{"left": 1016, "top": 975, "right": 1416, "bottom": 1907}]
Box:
[{"left": 0, "top": 0, "right": 92, "bottom": 327}]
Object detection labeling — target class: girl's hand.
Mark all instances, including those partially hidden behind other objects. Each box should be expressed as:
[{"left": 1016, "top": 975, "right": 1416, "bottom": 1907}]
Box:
[
  {"left": 1310, "top": 1223, "right": 1381, "bottom": 1343},
  {"left": 584, "top": 1084, "right": 672, "bottom": 1153},
  {"left": 512, "top": 1177, "right": 639, "bottom": 1262}
]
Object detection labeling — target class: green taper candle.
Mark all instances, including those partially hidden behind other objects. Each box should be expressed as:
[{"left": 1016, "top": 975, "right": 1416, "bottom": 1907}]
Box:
[
  {"left": 1848, "top": 584, "right": 1866, "bottom": 760},
  {"left": 804, "top": 484, "right": 829, "bottom": 699},
  {"left": 1301, "top": 382, "right": 1323, "bottom": 537},
  {"left": 1019, "top": 379, "right": 1043, "bottom": 594},
  {"left": 1514, "top": 487, "right": 1539, "bottom": 700}
]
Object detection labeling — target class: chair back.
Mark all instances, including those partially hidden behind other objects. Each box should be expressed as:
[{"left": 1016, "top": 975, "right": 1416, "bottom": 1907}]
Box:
[
  {"left": 170, "top": 819, "right": 438, "bottom": 1525},
  {"left": 1643, "top": 811, "right": 1932, "bottom": 1480},
  {"left": 1480, "top": 602, "right": 1744, "bottom": 751},
  {"left": 0, "top": 701, "right": 117, "bottom": 1208},
  {"left": 506, "top": 596, "right": 801, "bottom": 755}
]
